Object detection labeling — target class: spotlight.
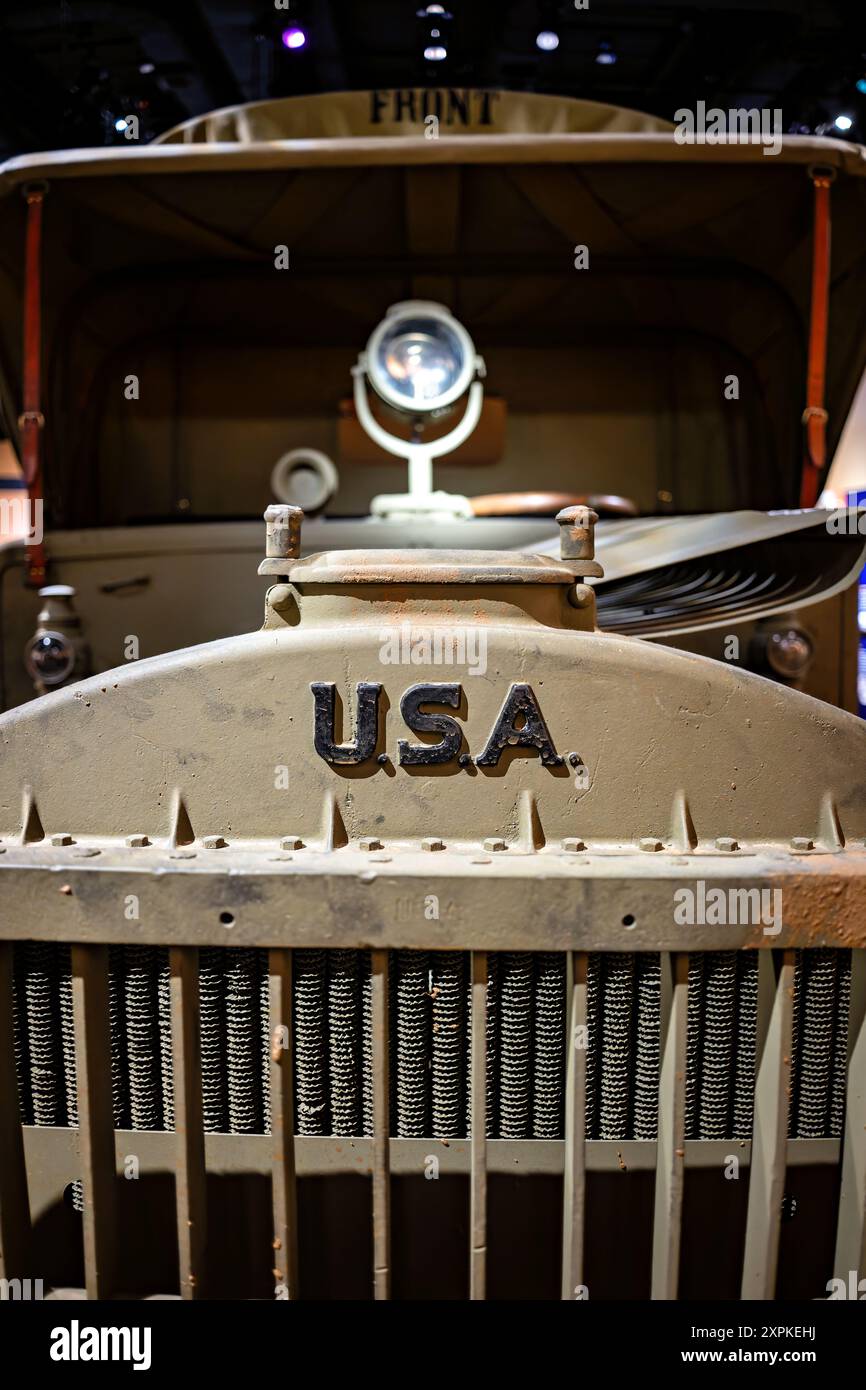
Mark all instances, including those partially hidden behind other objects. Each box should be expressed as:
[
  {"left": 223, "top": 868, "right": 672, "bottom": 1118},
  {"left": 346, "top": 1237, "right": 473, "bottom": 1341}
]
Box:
[
  {"left": 596, "top": 43, "right": 617, "bottom": 65},
  {"left": 834, "top": 114, "right": 853, "bottom": 131},
  {"left": 536, "top": 31, "right": 560, "bottom": 52},
  {"left": 114, "top": 117, "right": 128, "bottom": 132},
  {"left": 138, "top": 62, "right": 155, "bottom": 76},
  {"left": 417, "top": 4, "right": 447, "bottom": 13},
  {"left": 363, "top": 302, "right": 478, "bottom": 414},
  {"left": 352, "top": 302, "right": 486, "bottom": 519},
  {"left": 281, "top": 27, "right": 307, "bottom": 51},
  {"left": 424, "top": 45, "right": 447, "bottom": 61}
]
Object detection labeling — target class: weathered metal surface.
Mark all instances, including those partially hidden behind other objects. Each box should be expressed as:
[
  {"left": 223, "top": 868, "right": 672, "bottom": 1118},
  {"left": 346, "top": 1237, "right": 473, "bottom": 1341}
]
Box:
[
  {"left": 651, "top": 952, "right": 689, "bottom": 1299},
  {"left": 561, "top": 951, "right": 588, "bottom": 1299},
  {"left": 287, "top": 547, "right": 590, "bottom": 585},
  {"left": 0, "top": 853, "right": 863, "bottom": 951},
  {"left": 1, "top": 534, "right": 863, "bottom": 860},
  {"left": 169, "top": 947, "right": 207, "bottom": 1300},
  {"left": 0, "top": 522, "right": 863, "bottom": 1304},
  {"left": 740, "top": 951, "right": 796, "bottom": 1299},
  {"left": 469, "top": 950, "right": 487, "bottom": 1300},
  {"left": 370, "top": 949, "right": 390, "bottom": 1301},
  {"left": 268, "top": 949, "right": 299, "bottom": 1300},
  {"left": 71, "top": 944, "right": 117, "bottom": 1299},
  {"left": 18, "top": 1125, "right": 843, "bottom": 1219}
]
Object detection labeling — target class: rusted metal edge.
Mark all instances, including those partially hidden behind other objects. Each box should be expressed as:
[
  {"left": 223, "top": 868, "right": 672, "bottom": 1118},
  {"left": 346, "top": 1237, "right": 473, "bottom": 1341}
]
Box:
[{"left": 0, "top": 864, "right": 862, "bottom": 951}]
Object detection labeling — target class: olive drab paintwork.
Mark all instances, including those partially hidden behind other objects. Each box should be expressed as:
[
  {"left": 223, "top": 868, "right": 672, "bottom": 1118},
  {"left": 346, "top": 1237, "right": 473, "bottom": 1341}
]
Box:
[
  {"left": 0, "top": 509, "right": 863, "bottom": 879},
  {"left": 0, "top": 507, "right": 865, "bottom": 1305}
]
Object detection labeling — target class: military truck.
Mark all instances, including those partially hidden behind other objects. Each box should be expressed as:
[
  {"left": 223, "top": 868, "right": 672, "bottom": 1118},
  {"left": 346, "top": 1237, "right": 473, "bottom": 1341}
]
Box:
[
  {"left": 0, "top": 90, "right": 864, "bottom": 712},
  {"left": 0, "top": 91, "right": 864, "bottom": 1302},
  {"left": 0, "top": 501, "right": 863, "bottom": 1301}
]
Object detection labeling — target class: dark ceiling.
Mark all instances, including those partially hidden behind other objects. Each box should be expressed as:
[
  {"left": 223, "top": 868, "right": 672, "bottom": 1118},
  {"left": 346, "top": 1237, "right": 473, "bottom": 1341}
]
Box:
[{"left": 0, "top": 0, "right": 864, "bottom": 158}]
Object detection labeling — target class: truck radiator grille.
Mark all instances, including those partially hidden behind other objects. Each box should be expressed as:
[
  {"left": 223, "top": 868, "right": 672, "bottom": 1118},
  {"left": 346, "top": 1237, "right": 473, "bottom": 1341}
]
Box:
[
  {"left": 2, "top": 941, "right": 862, "bottom": 1301},
  {"left": 11, "top": 945, "right": 851, "bottom": 1145}
]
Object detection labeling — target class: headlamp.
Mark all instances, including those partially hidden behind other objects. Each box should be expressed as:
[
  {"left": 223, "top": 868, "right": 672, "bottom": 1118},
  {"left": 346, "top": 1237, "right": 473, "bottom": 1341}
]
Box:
[
  {"left": 25, "top": 631, "right": 74, "bottom": 686},
  {"left": 352, "top": 302, "right": 485, "bottom": 520},
  {"left": 363, "top": 302, "right": 480, "bottom": 416}
]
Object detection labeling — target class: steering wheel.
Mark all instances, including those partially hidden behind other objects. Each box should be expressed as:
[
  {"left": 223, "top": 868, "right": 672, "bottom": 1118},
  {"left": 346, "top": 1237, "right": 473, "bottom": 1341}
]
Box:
[{"left": 469, "top": 491, "right": 639, "bottom": 519}]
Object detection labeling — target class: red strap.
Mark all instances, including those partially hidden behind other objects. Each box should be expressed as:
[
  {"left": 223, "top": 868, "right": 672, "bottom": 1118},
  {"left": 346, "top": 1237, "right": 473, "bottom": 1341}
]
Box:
[
  {"left": 800, "top": 171, "right": 833, "bottom": 508},
  {"left": 20, "top": 184, "right": 46, "bottom": 586}
]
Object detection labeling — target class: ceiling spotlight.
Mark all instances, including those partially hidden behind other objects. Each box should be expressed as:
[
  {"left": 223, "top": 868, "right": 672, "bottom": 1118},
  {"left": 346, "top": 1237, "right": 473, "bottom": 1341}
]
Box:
[
  {"left": 424, "top": 45, "right": 447, "bottom": 61},
  {"left": 536, "top": 31, "right": 560, "bottom": 52},
  {"left": 114, "top": 117, "right": 128, "bottom": 132},
  {"left": 281, "top": 27, "right": 307, "bottom": 51},
  {"left": 138, "top": 62, "right": 155, "bottom": 76},
  {"left": 417, "top": 4, "right": 447, "bottom": 13},
  {"left": 596, "top": 43, "right": 617, "bottom": 65},
  {"left": 834, "top": 114, "right": 853, "bottom": 131}
]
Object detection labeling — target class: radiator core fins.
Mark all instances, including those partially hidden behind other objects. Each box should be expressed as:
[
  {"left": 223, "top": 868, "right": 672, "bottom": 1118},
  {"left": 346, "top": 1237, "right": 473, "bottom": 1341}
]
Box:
[{"left": 10, "top": 945, "right": 851, "bottom": 1144}]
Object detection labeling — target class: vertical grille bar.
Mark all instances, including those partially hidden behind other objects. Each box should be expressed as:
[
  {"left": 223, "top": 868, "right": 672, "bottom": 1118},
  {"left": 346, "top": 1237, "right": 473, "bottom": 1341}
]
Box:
[
  {"left": 169, "top": 946, "right": 207, "bottom": 1300},
  {"left": 651, "top": 952, "right": 689, "bottom": 1300},
  {"left": 833, "top": 948, "right": 866, "bottom": 1282},
  {"left": 71, "top": 944, "right": 117, "bottom": 1300},
  {"left": 370, "top": 949, "right": 391, "bottom": 1300},
  {"left": 469, "top": 950, "right": 487, "bottom": 1301},
  {"left": 268, "top": 949, "right": 299, "bottom": 1300},
  {"left": 0, "top": 943, "right": 31, "bottom": 1281},
  {"left": 740, "top": 950, "right": 795, "bottom": 1299},
  {"left": 561, "top": 951, "right": 588, "bottom": 1300}
]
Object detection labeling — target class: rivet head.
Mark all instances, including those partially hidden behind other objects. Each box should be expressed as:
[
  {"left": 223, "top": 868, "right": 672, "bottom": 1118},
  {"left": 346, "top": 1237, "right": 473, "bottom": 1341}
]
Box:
[
  {"left": 562, "top": 837, "right": 586, "bottom": 853},
  {"left": 483, "top": 837, "right": 508, "bottom": 852},
  {"left": 790, "top": 836, "right": 814, "bottom": 852},
  {"left": 126, "top": 834, "right": 149, "bottom": 848},
  {"left": 203, "top": 835, "right": 228, "bottom": 850},
  {"left": 51, "top": 833, "right": 74, "bottom": 847},
  {"left": 715, "top": 836, "right": 739, "bottom": 852},
  {"left": 639, "top": 837, "right": 663, "bottom": 853},
  {"left": 421, "top": 837, "right": 445, "bottom": 852},
  {"left": 280, "top": 836, "right": 303, "bottom": 851},
  {"left": 359, "top": 837, "right": 383, "bottom": 852}
]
